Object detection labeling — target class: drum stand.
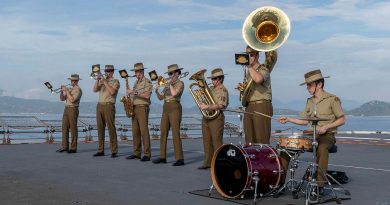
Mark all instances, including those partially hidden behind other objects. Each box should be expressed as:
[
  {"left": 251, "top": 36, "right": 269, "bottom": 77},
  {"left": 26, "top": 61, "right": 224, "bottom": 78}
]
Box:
[
  {"left": 295, "top": 119, "right": 346, "bottom": 205},
  {"left": 274, "top": 149, "right": 302, "bottom": 196}
]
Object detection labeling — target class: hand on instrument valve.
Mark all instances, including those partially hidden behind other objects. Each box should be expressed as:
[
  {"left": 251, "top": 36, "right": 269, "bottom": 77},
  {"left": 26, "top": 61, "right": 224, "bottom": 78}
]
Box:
[
  {"left": 236, "top": 82, "right": 246, "bottom": 92},
  {"left": 200, "top": 103, "right": 209, "bottom": 111},
  {"left": 126, "top": 88, "right": 135, "bottom": 96}
]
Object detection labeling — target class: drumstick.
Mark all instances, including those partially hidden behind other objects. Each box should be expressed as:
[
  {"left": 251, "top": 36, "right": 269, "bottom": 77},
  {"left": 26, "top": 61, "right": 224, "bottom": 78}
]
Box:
[
  {"left": 253, "top": 111, "right": 279, "bottom": 121},
  {"left": 223, "top": 109, "right": 279, "bottom": 121}
]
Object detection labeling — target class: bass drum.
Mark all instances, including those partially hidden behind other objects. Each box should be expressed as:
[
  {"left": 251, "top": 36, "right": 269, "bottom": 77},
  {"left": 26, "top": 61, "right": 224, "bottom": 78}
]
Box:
[{"left": 211, "top": 144, "right": 283, "bottom": 198}]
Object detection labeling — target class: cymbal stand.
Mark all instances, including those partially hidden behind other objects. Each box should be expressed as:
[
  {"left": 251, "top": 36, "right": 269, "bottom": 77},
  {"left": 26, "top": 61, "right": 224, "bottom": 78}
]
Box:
[
  {"left": 304, "top": 118, "right": 320, "bottom": 205},
  {"left": 301, "top": 118, "right": 343, "bottom": 204}
]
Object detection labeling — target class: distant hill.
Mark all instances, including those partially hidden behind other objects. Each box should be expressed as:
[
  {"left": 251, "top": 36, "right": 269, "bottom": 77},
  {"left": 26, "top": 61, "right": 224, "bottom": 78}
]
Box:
[
  {"left": 4, "top": 96, "right": 388, "bottom": 116},
  {"left": 346, "top": 100, "right": 390, "bottom": 116},
  {"left": 0, "top": 95, "right": 298, "bottom": 115}
]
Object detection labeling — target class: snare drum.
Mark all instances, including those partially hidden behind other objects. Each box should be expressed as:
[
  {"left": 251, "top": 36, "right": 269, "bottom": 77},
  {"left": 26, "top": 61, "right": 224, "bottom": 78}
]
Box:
[
  {"left": 211, "top": 144, "right": 283, "bottom": 199},
  {"left": 278, "top": 135, "right": 313, "bottom": 151}
]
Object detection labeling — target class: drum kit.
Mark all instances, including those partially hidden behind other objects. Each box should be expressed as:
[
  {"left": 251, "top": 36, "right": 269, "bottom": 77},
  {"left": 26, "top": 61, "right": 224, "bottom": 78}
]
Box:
[{"left": 208, "top": 116, "right": 350, "bottom": 205}]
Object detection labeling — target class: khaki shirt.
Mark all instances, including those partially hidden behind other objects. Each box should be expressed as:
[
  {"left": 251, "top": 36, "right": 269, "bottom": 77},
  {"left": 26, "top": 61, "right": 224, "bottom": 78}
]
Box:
[
  {"left": 246, "top": 50, "right": 277, "bottom": 102},
  {"left": 98, "top": 78, "right": 120, "bottom": 103},
  {"left": 300, "top": 91, "right": 345, "bottom": 133},
  {"left": 211, "top": 84, "right": 229, "bottom": 108},
  {"left": 65, "top": 86, "right": 82, "bottom": 107},
  {"left": 132, "top": 77, "right": 152, "bottom": 105},
  {"left": 163, "top": 80, "right": 184, "bottom": 102}
]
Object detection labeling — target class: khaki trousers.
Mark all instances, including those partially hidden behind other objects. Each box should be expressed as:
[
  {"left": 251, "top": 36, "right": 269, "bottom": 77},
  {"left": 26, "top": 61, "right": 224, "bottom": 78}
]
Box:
[
  {"left": 244, "top": 101, "right": 273, "bottom": 144},
  {"left": 96, "top": 103, "right": 118, "bottom": 154},
  {"left": 131, "top": 105, "right": 151, "bottom": 157},
  {"left": 159, "top": 102, "right": 183, "bottom": 160},
  {"left": 62, "top": 107, "right": 79, "bottom": 150},
  {"left": 280, "top": 133, "right": 335, "bottom": 186},
  {"left": 201, "top": 113, "right": 224, "bottom": 167}
]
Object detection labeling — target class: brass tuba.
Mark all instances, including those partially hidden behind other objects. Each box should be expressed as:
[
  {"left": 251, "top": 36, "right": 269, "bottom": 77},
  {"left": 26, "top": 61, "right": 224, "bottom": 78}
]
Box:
[
  {"left": 242, "top": 6, "right": 290, "bottom": 52},
  {"left": 189, "top": 69, "right": 219, "bottom": 120},
  {"left": 239, "top": 6, "right": 290, "bottom": 107}
]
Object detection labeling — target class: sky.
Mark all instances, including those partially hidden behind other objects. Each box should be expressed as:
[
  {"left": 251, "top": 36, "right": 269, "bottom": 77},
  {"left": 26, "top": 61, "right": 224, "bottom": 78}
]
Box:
[{"left": 1, "top": 0, "right": 390, "bottom": 106}]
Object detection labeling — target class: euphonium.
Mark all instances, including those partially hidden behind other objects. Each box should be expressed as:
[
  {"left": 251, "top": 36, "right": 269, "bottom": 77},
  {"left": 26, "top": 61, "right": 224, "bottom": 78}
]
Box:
[
  {"left": 239, "top": 6, "right": 290, "bottom": 107},
  {"left": 188, "top": 69, "right": 219, "bottom": 120},
  {"left": 119, "top": 69, "right": 133, "bottom": 118}
]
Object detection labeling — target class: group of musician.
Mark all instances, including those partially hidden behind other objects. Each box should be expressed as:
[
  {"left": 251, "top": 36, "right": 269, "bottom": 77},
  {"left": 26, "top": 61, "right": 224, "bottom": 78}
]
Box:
[{"left": 56, "top": 44, "right": 345, "bottom": 193}]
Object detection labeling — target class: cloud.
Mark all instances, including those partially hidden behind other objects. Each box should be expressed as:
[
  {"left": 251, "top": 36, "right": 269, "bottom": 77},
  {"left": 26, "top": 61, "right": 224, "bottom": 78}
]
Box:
[{"left": 1, "top": 0, "right": 390, "bottom": 104}]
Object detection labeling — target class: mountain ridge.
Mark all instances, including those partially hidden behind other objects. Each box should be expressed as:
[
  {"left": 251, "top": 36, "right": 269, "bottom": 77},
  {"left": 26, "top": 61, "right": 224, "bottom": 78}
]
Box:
[{"left": 0, "top": 96, "right": 388, "bottom": 116}]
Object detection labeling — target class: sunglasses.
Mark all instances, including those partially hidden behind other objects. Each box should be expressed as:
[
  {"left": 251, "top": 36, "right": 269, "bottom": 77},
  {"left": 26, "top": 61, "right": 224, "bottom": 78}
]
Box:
[
  {"left": 168, "top": 72, "right": 174, "bottom": 76},
  {"left": 104, "top": 70, "right": 114, "bottom": 73}
]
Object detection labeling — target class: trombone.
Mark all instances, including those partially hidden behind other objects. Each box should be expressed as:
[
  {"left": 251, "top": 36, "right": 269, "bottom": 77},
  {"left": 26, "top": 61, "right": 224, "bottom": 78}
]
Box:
[
  {"left": 44, "top": 82, "right": 70, "bottom": 94},
  {"left": 156, "top": 72, "right": 189, "bottom": 86}
]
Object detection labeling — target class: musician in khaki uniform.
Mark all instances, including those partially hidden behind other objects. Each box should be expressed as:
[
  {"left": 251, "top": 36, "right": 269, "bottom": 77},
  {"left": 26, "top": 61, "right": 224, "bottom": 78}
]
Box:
[
  {"left": 198, "top": 68, "right": 229, "bottom": 170},
  {"left": 153, "top": 64, "right": 185, "bottom": 166},
  {"left": 56, "top": 74, "right": 82, "bottom": 153},
  {"left": 125, "top": 63, "right": 152, "bottom": 162},
  {"left": 279, "top": 69, "right": 346, "bottom": 193},
  {"left": 92, "top": 65, "right": 120, "bottom": 158},
  {"left": 243, "top": 45, "right": 277, "bottom": 144}
]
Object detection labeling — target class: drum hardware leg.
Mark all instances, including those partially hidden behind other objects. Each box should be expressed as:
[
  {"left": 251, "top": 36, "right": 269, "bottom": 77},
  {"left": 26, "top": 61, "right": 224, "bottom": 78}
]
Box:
[
  {"left": 208, "top": 183, "right": 214, "bottom": 196},
  {"left": 315, "top": 166, "right": 348, "bottom": 204},
  {"left": 252, "top": 174, "right": 260, "bottom": 205}
]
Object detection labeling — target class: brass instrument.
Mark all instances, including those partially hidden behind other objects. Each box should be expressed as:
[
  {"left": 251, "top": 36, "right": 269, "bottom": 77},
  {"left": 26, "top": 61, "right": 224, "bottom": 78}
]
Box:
[
  {"left": 242, "top": 6, "right": 290, "bottom": 52},
  {"left": 44, "top": 82, "right": 71, "bottom": 94},
  {"left": 119, "top": 69, "right": 134, "bottom": 118},
  {"left": 188, "top": 69, "right": 219, "bottom": 120},
  {"left": 90, "top": 64, "right": 108, "bottom": 80},
  {"left": 239, "top": 6, "right": 290, "bottom": 107},
  {"left": 156, "top": 72, "right": 189, "bottom": 86}
]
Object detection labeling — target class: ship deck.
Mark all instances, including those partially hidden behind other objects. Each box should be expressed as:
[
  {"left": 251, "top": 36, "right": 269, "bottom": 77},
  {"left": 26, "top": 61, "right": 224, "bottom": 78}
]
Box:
[{"left": 1, "top": 136, "right": 389, "bottom": 205}]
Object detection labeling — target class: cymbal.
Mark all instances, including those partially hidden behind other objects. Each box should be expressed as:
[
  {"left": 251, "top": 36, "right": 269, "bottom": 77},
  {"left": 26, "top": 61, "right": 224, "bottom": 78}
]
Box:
[{"left": 299, "top": 117, "right": 330, "bottom": 121}]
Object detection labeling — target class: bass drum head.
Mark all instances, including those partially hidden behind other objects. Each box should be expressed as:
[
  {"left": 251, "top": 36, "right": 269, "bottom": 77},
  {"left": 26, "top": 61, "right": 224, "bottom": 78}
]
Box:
[{"left": 211, "top": 144, "right": 248, "bottom": 198}]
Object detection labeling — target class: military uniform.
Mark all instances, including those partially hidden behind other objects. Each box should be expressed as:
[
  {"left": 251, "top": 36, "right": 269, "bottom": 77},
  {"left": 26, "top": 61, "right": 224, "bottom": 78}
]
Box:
[
  {"left": 59, "top": 74, "right": 82, "bottom": 152},
  {"left": 131, "top": 76, "right": 152, "bottom": 158},
  {"left": 159, "top": 78, "right": 184, "bottom": 161},
  {"left": 279, "top": 69, "right": 345, "bottom": 187},
  {"left": 95, "top": 76, "right": 120, "bottom": 155},
  {"left": 202, "top": 84, "right": 229, "bottom": 167},
  {"left": 302, "top": 91, "right": 344, "bottom": 185},
  {"left": 201, "top": 77, "right": 229, "bottom": 168},
  {"left": 244, "top": 50, "right": 277, "bottom": 144}
]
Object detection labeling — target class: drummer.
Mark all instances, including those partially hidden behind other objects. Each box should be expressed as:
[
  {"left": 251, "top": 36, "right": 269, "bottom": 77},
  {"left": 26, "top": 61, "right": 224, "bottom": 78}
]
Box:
[{"left": 278, "top": 69, "right": 345, "bottom": 195}]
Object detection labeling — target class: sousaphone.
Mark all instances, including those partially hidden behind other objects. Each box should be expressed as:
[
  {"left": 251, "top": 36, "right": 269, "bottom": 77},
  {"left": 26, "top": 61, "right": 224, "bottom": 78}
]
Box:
[{"left": 239, "top": 6, "right": 290, "bottom": 107}]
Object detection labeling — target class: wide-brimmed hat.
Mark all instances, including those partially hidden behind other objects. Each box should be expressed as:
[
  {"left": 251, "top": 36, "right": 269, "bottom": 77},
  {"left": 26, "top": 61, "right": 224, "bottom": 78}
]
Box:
[
  {"left": 299, "top": 69, "right": 330, "bottom": 86},
  {"left": 68, "top": 74, "right": 81, "bottom": 81},
  {"left": 245, "top": 45, "right": 259, "bottom": 54},
  {"left": 207, "top": 68, "right": 227, "bottom": 79},
  {"left": 165, "top": 64, "right": 183, "bottom": 74},
  {"left": 104, "top": 65, "right": 115, "bottom": 71},
  {"left": 130, "top": 62, "right": 147, "bottom": 72}
]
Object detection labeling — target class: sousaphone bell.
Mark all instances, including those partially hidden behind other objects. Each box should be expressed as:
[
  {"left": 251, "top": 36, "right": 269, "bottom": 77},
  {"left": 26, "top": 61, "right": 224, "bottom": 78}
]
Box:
[{"left": 242, "top": 6, "right": 290, "bottom": 52}]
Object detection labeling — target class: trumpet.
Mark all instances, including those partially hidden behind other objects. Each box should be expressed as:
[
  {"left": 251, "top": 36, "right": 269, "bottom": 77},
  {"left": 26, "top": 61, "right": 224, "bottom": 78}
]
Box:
[
  {"left": 90, "top": 64, "right": 108, "bottom": 80},
  {"left": 90, "top": 72, "right": 107, "bottom": 80},
  {"left": 44, "top": 82, "right": 70, "bottom": 94}
]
